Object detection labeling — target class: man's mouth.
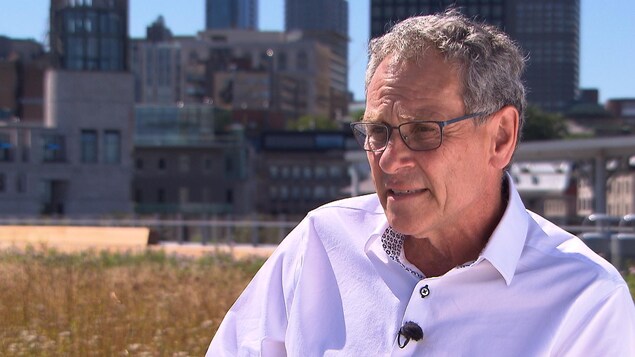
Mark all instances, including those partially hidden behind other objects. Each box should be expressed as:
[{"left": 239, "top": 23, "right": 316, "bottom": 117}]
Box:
[{"left": 389, "top": 189, "right": 427, "bottom": 196}]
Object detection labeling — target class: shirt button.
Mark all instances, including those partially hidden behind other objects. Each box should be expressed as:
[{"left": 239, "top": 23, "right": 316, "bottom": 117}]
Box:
[{"left": 420, "top": 285, "right": 430, "bottom": 298}]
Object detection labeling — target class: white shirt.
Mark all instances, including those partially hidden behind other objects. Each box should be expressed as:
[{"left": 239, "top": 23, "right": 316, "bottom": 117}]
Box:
[{"left": 207, "top": 178, "right": 635, "bottom": 356}]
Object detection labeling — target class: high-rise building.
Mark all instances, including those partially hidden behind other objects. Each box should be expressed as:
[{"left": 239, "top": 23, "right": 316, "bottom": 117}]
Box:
[
  {"left": 130, "top": 29, "right": 340, "bottom": 127},
  {"left": 133, "top": 104, "right": 254, "bottom": 216},
  {"left": 286, "top": 0, "right": 348, "bottom": 38},
  {"left": 130, "top": 38, "right": 182, "bottom": 104},
  {"left": 369, "top": 0, "right": 580, "bottom": 113},
  {"left": 285, "top": 0, "right": 349, "bottom": 119},
  {"left": 206, "top": 0, "right": 257, "bottom": 30},
  {"left": 0, "top": 0, "right": 136, "bottom": 216},
  {"left": 1, "top": 0, "right": 136, "bottom": 215},
  {"left": 146, "top": 16, "right": 173, "bottom": 43},
  {"left": 370, "top": 0, "right": 512, "bottom": 38},
  {"left": 0, "top": 37, "right": 47, "bottom": 122},
  {"left": 513, "top": 0, "right": 579, "bottom": 113},
  {"left": 50, "top": 0, "right": 129, "bottom": 71}
]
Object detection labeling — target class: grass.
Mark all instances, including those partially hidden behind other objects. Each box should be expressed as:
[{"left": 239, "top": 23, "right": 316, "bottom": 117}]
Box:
[
  {"left": 627, "top": 274, "right": 635, "bottom": 297},
  {"left": 0, "top": 246, "right": 264, "bottom": 356},
  {"left": 1, "top": 247, "right": 634, "bottom": 356}
]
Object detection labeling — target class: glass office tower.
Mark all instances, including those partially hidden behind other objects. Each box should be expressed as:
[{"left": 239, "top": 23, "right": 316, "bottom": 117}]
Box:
[
  {"left": 370, "top": 0, "right": 580, "bottom": 113},
  {"left": 206, "top": 0, "right": 257, "bottom": 30},
  {"left": 50, "top": 0, "right": 129, "bottom": 71}
]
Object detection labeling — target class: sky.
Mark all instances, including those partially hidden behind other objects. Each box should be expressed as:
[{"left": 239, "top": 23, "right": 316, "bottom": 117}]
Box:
[{"left": 0, "top": 0, "right": 633, "bottom": 103}]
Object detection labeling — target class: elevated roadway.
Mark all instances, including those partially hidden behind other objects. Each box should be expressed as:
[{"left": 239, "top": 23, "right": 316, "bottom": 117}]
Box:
[{"left": 514, "top": 135, "right": 635, "bottom": 213}]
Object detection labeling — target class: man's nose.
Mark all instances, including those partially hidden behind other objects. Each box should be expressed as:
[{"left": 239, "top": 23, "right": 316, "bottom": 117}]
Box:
[{"left": 377, "top": 131, "right": 415, "bottom": 173}]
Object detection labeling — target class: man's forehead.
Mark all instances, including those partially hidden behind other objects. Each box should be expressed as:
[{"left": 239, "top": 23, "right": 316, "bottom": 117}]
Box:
[
  {"left": 365, "top": 57, "right": 465, "bottom": 121},
  {"left": 384, "top": 49, "right": 452, "bottom": 73},
  {"left": 363, "top": 106, "right": 444, "bottom": 122}
]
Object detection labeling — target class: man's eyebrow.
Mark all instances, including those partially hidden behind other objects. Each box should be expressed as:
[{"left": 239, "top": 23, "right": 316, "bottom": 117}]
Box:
[
  {"left": 363, "top": 108, "right": 443, "bottom": 122},
  {"left": 362, "top": 109, "right": 388, "bottom": 122}
]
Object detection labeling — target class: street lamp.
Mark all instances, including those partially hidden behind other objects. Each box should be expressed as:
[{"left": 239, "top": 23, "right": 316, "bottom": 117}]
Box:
[{"left": 265, "top": 48, "right": 275, "bottom": 129}]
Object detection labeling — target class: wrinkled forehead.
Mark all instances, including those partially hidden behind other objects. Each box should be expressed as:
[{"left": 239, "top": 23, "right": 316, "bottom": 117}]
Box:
[
  {"left": 370, "top": 51, "right": 465, "bottom": 97},
  {"left": 364, "top": 53, "right": 465, "bottom": 121},
  {"left": 388, "top": 49, "right": 464, "bottom": 77}
]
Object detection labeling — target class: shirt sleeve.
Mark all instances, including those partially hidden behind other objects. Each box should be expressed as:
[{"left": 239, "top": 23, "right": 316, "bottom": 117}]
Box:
[
  {"left": 205, "top": 220, "right": 308, "bottom": 357},
  {"left": 553, "top": 283, "right": 635, "bottom": 356}
]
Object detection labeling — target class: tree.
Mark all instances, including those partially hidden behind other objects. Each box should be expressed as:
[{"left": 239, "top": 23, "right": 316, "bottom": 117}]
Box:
[
  {"left": 522, "top": 105, "right": 568, "bottom": 141},
  {"left": 286, "top": 115, "right": 340, "bottom": 131},
  {"left": 351, "top": 108, "right": 365, "bottom": 122}
]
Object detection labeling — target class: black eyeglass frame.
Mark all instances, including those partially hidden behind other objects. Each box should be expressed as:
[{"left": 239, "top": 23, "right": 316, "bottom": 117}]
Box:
[{"left": 350, "top": 112, "right": 488, "bottom": 152}]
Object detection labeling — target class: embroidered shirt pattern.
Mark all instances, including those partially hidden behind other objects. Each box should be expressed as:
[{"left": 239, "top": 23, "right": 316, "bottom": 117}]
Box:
[{"left": 380, "top": 227, "right": 424, "bottom": 280}]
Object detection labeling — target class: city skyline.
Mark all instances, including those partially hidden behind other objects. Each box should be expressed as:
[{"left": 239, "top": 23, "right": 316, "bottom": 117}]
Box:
[
  {"left": 0, "top": 0, "right": 633, "bottom": 103},
  {"left": 206, "top": 0, "right": 257, "bottom": 30}
]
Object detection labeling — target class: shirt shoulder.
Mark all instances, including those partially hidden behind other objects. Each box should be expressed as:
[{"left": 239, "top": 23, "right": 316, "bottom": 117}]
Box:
[
  {"left": 293, "top": 194, "right": 386, "bottom": 253},
  {"left": 524, "top": 211, "right": 625, "bottom": 286},
  {"left": 310, "top": 194, "right": 385, "bottom": 215}
]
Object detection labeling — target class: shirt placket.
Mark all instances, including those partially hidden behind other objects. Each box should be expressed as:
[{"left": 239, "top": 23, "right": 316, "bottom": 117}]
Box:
[{"left": 391, "top": 278, "right": 436, "bottom": 356}]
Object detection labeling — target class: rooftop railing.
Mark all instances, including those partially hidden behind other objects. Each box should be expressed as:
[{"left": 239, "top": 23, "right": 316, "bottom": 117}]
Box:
[{"left": 1, "top": 213, "right": 634, "bottom": 270}]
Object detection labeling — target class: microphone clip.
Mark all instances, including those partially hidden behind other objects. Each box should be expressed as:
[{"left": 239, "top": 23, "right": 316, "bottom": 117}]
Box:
[{"left": 397, "top": 321, "right": 424, "bottom": 348}]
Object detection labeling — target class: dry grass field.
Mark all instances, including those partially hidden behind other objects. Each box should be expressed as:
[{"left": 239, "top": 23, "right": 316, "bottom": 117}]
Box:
[
  {"left": 0, "top": 247, "right": 264, "bottom": 356},
  {"left": 1, "top": 246, "right": 634, "bottom": 356}
]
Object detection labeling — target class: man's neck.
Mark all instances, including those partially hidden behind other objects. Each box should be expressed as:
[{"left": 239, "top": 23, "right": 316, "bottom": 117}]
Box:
[{"left": 403, "top": 179, "right": 509, "bottom": 278}]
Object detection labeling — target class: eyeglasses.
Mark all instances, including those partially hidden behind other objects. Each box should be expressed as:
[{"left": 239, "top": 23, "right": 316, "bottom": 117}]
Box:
[{"left": 350, "top": 112, "right": 487, "bottom": 152}]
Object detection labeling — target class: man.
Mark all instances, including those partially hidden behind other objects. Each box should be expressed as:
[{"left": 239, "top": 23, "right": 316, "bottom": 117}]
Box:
[{"left": 208, "top": 10, "right": 635, "bottom": 356}]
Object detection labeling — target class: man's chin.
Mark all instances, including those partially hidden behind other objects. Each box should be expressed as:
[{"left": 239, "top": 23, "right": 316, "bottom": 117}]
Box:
[{"left": 386, "top": 210, "right": 428, "bottom": 236}]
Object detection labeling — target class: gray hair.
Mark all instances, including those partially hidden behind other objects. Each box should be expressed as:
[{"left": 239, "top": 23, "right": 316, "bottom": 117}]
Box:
[{"left": 366, "top": 9, "right": 527, "bottom": 133}]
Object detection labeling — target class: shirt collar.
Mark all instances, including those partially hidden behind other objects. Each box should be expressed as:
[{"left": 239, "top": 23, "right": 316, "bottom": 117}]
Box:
[
  {"left": 380, "top": 227, "right": 425, "bottom": 280},
  {"left": 479, "top": 173, "right": 529, "bottom": 285},
  {"left": 364, "top": 173, "right": 529, "bottom": 286},
  {"left": 364, "top": 218, "right": 390, "bottom": 255}
]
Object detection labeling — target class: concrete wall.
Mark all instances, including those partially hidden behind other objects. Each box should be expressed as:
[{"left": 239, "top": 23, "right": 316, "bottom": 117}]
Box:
[
  {"left": 0, "top": 70, "right": 134, "bottom": 216},
  {"left": 44, "top": 70, "right": 134, "bottom": 215}
]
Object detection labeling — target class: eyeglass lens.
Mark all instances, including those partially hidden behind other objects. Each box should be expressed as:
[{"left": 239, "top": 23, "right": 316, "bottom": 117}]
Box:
[{"left": 353, "top": 122, "right": 442, "bottom": 151}]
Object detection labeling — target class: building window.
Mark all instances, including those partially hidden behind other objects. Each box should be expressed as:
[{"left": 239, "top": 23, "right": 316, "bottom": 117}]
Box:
[
  {"left": 179, "top": 187, "right": 189, "bottom": 204},
  {"left": 157, "top": 188, "right": 165, "bottom": 203},
  {"left": 19, "top": 130, "right": 29, "bottom": 163},
  {"left": 281, "top": 166, "right": 290, "bottom": 179},
  {"left": 178, "top": 155, "right": 190, "bottom": 173},
  {"left": 329, "top": 165, "right": 343, "bottom": 178},
  {"left": 291, "top": 186, "right": 300, "bottom": 199},
  {"left": 16, "top": 173, "right": 26, "bottom": 193},
  {"left": 203, "top": 156, "right": 213, "bottom": 172},
  {"left": 226, "top": 189, "right": 233, "bottom": 204},
  {"left": 158, "top": 158, "right": 166, "bottom": 170},
  {"left": 80, "top": 130, "right": 98, "bottom": 163},
  {"left": 315, "top": 166, "right": 327, "bottom": 179},
  {"left": 297, "top": 51, "right": 308, "bottom": 70},
  {"left": 314, "top": 185, "right": 326, "bottom": 199},
  {"left": 269, "top": 165, "right": 279, "bottom": 179},
  {"left": 103, "top": 130, "right": 120, "bottom": 163},
  {"left": 0, "top": 173, "right": 5, "bottom": 192},
  {"left": 303, "top": 166, "right": 312, "bottom": 179},
  {"left": 42, "top": 134, "right": 66, "bottom": 162},
  {"left": 292, "top": 166, "right": 301, "bottom": 179},
  {"left": 0, "top": 134, "right": 12, "bottom": 162},
  {"left": 279, "top": 185, "right": 289, "bottom": 200},
  {"left": 225, "top": 155, "right": 233, "bottom": 174},
  {"left": 396, "top": 5, "right": 408, "bottom": 18},
  {"left": 278, "top": 52, "right": 287, "bottom": 71},
  {"left": 135, "top": 158, "right": 143, "bottom": 170},
  {"left": 135, "top": 188, "right": 142, "bottom": 203},
  {"left": 303, "top": 186, "right": 312, "bottom": 200}
]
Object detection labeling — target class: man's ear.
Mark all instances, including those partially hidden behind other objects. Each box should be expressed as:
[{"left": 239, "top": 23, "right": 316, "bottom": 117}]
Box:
[{"left": 489, "top": 105, "right": 519, "bottom": 170}]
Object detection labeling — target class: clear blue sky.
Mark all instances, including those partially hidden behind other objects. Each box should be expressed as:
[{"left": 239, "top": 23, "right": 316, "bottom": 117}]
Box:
[{"left": 0, "top": 0, "right": 633, "bottom": 103}]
